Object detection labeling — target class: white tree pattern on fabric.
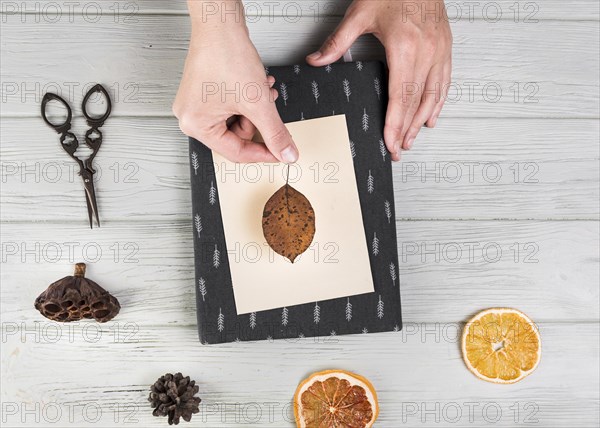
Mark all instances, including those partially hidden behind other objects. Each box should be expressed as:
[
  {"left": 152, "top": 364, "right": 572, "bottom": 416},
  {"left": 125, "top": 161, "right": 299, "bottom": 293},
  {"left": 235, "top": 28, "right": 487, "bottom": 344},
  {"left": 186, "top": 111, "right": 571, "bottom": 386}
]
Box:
[
  {"left": 367, "top": 170, "right": 374, "bottom": 194},
  {"left": 325, "top": 64, "right": 332, "bottom": 73},
  {"left": 312, "top": 81, "right": 320, "bottom": 104},
  {"left": 377, "top": 295, "right": 384, "bottom": 319},
  {"left": 313, "top": 302, "right": 320, "bottom": 324},
  {"left": 384, "top": 200, "right": 392, "bottom": 223},
  {"left": 356, "top": 61, "right": 363, "bottom": 71},
  {"left": 265, "top": 66, "right": 270, "bottom": 75},
  {"left": 379, "top": 139, "right": 386, "bottom": 161},
  {"left": 194, "top": 214, "right": 202, "bottom": 238},
  {"left": 213, "top": 244, "right": 220, "bottom": 268},
  {"left": 362, "top": 327, "right": 368, "bottom": 334},
  {"left": 198, "top": 277, "right": 207, "bottom": 302},
  {"left": 293, "top": 64, "right": 301, "bottom": 74},
  {"left": 394, "top": 325, "right": 400, "bottom": 332},
  {"left": 300, "top": 112, "right": 305, "bottom": 121},
  {"left": 217, "top": 308, "right": 224, "bottom": 332},
  {"left": 343, "top": 79, "right": 351, "bottom": 102},
  {"left": 282, "top": 307, "right": 289, "bottom": 326},
  {"left": 390, "top": 262, "right": 397, "bottom": 286},
  {"left": 249, "top": 312, "right": 257, "bottom": 330},
  {"left": 209, "top": 181, "right": 217, "bottom": 205},
  {"left": 374, "top": 78, "right": 381, "bottom": 100},
  {"left": 372, "top": 232, "right": 380, "bottom": 256},
  {"left": 346, "top": 298, "right": 352, "bottom": 321},
  {"left": 280, "top": 83, "right": 288, "bottom": 106},
  {"left": 191, "top": 152, "right": 199, "bottom": 175},
  {"left": 330, "top": 330, "right": 336, "bottom": 336},
  {"left": 362, "top": 108, "right": 369, "bottom": 132},
  {"left": 349, "top": 140, "right": 356, "bottom": 158}
]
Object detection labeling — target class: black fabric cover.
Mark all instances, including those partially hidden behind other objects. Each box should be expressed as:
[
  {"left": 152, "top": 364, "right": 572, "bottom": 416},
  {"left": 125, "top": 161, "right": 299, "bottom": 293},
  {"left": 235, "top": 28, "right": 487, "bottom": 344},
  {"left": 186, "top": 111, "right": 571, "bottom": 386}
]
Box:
[{"left": 189, "top": 61, "right": 402, "bottom": 344}]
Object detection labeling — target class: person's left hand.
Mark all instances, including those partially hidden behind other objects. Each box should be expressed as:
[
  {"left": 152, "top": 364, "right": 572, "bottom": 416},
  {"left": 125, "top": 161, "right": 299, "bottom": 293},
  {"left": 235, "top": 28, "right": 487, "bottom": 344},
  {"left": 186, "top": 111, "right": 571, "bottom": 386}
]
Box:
[{"left": 306, "top": 0, "right": 452, "bottom": 161}]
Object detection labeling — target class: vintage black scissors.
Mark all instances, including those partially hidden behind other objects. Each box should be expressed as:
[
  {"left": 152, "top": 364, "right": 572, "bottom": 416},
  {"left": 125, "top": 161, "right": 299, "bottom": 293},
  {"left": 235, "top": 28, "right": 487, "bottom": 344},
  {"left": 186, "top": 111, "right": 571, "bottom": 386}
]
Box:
[{"left": 41, "top": 84, "right": 111, "bottom": 229}]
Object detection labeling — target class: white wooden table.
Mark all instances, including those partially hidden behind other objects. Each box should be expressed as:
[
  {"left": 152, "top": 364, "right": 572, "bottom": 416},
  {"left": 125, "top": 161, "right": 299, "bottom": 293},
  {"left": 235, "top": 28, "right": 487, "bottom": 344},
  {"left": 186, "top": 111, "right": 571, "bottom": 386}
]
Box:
[{"left": 1, "top": 1, "right": 599, "bottom": 426}]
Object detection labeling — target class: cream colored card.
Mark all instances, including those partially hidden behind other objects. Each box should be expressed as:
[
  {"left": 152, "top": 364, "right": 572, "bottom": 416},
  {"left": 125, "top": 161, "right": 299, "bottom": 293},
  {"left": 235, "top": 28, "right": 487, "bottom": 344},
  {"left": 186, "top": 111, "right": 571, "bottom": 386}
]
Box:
[{"left": 212, "top": 115, "right": 374, "bottom": 314}]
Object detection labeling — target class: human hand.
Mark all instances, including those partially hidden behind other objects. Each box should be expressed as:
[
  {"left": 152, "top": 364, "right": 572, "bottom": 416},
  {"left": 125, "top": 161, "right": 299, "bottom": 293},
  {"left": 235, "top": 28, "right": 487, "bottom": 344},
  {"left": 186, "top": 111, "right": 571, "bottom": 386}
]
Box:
[
  {"left": 306, "top": 0, "right": 452, "bottom": 161},
  {"left": 174, "top": 3, "right": 298, "bottom": 163}
]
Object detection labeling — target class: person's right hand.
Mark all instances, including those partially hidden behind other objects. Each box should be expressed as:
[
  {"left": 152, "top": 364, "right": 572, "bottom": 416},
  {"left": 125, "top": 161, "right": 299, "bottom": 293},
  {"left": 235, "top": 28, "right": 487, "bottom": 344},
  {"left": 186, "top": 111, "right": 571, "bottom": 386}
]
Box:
[{"left": 173, "top": 17, "right": 298, "bottom": 163}]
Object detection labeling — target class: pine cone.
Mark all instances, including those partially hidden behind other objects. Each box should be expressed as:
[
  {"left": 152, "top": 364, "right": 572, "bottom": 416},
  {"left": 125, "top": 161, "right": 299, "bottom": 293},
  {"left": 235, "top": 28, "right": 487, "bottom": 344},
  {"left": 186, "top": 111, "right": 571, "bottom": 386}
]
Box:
[
  {"left": 34, "top": 263, "right": 120, "bottom": 323},
  {"left": 149, "top": 373, "right": 201, "bottom": 425}
]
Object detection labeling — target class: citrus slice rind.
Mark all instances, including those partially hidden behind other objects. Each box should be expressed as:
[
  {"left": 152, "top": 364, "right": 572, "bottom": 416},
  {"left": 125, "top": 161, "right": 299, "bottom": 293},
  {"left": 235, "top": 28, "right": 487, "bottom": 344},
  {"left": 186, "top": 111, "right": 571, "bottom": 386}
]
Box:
[
  {"left": 461, "top": 308, "right": 541, "bottom": 384},
  {"left": 293, "top": 369, "right": 379, "bottom": 428}
]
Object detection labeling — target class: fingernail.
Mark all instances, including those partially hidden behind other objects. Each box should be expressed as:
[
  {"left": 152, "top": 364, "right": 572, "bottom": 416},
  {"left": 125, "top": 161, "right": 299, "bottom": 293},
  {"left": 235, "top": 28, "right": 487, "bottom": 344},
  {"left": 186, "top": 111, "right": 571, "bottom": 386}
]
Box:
[
  {"left": 281, "top": 145, "right": 299, "bottom": 163},
  {"left": 307, "top": 51, "right": 322, "bottom": 61},
  {"left": 405, "top": 138, "right": 415, "bottom": 150}
]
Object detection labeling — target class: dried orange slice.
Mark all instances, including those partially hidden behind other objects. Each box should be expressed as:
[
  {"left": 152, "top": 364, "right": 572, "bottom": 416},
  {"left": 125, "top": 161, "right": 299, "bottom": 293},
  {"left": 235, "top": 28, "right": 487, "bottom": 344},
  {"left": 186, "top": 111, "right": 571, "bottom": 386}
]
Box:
[
  {"left": 462, "top": 308, "right": 541, "bottom": 384},
  {"left": 293, "top": 369, "right": 378, "bottom": 428}
]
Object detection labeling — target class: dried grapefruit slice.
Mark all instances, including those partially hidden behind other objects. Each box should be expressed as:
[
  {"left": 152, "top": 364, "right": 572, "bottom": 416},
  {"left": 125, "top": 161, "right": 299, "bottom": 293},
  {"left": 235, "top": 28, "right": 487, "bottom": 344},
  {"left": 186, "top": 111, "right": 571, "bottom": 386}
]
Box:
[
  {"left": 293, "top": 369, "right": 378, "bottom": 428},
  {"left": 462, "top": 308, "right": 541, "bottom": 384}
]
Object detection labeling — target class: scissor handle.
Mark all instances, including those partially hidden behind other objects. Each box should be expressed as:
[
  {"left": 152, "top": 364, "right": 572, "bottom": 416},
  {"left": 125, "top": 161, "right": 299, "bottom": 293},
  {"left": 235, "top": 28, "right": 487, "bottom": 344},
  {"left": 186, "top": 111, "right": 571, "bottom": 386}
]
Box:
[
  {"left": 82, "top": 84, "right": 112, "bottom": 128},
  {"left": 41, "top": 92, "right": 73, "bottom": 134}
]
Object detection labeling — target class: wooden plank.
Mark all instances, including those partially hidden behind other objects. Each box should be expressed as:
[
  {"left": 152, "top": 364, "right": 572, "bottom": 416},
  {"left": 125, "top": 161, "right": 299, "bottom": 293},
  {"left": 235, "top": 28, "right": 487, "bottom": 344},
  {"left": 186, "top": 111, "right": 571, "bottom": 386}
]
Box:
[
  {"left": 1, "top": 220, "right": 597, "bottom": 325},
  {"left": 1, "top": 17, "right": 598, "bottom": 118},
  {"left": 2, "top": 0, "right": 598, "bottom": 20},
  {"left": 1, "top": 322, "right": 598, "bottom": 427},
  {"left": 2, "top": 2, "right": 598, "bottom": 427},
  {"left": 1, "top": 118, "right": 598, "bottom": 221}
]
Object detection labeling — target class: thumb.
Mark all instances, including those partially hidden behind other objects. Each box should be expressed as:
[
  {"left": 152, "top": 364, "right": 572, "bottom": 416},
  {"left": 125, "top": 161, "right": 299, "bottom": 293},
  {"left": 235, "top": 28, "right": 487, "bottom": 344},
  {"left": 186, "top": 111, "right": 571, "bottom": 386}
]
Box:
[
  {"left": 306, "top": 15, "right": 364, "bottom": 66},
  {"left": 250, "top": 102, "right": 299, "bottom": 164}
]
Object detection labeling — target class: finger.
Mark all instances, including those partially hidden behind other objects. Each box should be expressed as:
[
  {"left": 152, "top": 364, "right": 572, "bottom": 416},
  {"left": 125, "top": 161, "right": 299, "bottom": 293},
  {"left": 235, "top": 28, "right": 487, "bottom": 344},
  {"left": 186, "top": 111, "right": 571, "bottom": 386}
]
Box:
[
  {"left": 399, "top": 67, "right": 429, "bottom": 149},
  {"left": 217, "top": 129, "right": 278, "bottom": 163},
  {"left": 306, "top": 12, "right": 365, "bottom": 66},
  {"left": 230, "top": 88, "right": 279, "bottom": 140},
  {"left": 267, "top": 75, "right": 276, "bottom": 87},
  {"left": 249, "top": 101, "right": 299, "bottom": 163},
  {"left": 427, "top": 60, "right": 452, "bottom": 128},
  {"left": 180, "top": 117, "right": 277, "bottom": 163},
  {"left": 230, "top": 116, "right": 256, "bottom": 140},
  {"left": 403, "top": 63, "right": 444, "bottom": 150},
  {"left": 383, "top": 51, "right": 416, "bottom": 160}
]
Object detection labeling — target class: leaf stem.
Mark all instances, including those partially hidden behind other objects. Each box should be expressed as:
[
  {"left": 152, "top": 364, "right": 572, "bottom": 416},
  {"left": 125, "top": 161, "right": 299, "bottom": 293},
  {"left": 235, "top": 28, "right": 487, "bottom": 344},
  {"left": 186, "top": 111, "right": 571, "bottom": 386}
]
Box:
[{"left": 285, "top": 163, "right": 290, "bottom": 185}]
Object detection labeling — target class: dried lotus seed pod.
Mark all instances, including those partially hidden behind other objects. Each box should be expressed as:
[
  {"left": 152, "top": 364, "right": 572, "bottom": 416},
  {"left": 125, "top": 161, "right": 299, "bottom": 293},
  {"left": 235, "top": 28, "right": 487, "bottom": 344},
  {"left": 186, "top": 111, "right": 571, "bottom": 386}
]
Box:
[{"left": 34, "top": 263, "right": 120, "bottom": 323}]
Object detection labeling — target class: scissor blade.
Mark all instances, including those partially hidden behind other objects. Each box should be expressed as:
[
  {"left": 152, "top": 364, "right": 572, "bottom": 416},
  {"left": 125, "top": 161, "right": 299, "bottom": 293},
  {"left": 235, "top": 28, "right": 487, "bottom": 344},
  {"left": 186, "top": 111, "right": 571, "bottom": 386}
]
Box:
[
  {"left": 84, "top": 189, "right": 94, "bottom": 229},
  {"left": 81, "top": 170, "right": 100, "bottom": 228},
  {"left": 86, "top": 186, "right": 100, "bottom": 228}
]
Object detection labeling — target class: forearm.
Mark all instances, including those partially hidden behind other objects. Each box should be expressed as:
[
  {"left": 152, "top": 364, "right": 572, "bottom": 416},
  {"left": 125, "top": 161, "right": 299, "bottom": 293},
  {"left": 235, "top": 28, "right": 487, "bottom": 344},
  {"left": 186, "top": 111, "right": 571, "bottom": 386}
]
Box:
[{"left": 188, "top": 0, "right": 247, "bottom": 38}]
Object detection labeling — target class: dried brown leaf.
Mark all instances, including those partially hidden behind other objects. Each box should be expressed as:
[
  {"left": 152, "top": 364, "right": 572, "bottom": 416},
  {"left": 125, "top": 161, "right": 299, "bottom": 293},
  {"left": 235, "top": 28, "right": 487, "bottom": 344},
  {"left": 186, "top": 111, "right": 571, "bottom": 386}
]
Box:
[{"left": 262, "top": 184, "right": 316, "bottom": 263}]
